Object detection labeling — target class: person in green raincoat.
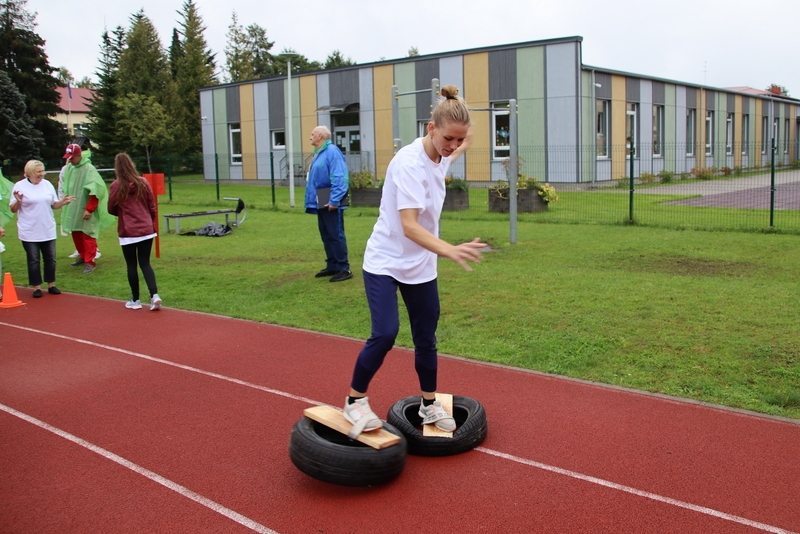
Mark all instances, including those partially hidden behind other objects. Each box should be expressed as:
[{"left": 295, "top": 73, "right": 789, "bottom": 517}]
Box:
[{"left": 60, "top": 143, "right": 114, "bottom": 274}]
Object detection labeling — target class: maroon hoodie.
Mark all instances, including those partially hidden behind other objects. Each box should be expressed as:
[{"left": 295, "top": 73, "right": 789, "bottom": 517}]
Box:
[{"left": 107, "top": 180, "right": 157, "bottom": 237}]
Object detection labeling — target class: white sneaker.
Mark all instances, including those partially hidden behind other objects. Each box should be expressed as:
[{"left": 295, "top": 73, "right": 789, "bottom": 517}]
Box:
[
  {"left": 419, "top": 399, "right": 456, "bottom": 432},
  {"left": 94, "top": 250, "right": 102, "bottom": 259},
  {"left": 125, "top": 299, "right": 142, "bottom": 309},
  {"left": 150, "top": 294, "right": 162, "bottom": 311},
  {"left": 68, "top": 250, "right": 80, "bottom": 258},
  {"left": 343, "top": 397, "right": 382, "bottom": 437}
]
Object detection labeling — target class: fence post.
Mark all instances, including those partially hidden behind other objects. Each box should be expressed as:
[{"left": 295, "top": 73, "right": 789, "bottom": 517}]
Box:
[
  {"left": 629, "top": 144, "right": 635, "bottom": 223},
  {"left": 770, "top": 137, "right": 776, "bottom": 227},
  {"left": 166, "top": 156, "right": 173, "bottom": 201},
  {"left": 270, "top": 151, "right": 276, "bottom": 207},
  {"left": 509, "top": 99, "right": 518, "bottom": 244},
  {"left": 214, "top": 153, "right": 220, "bottom": 201}
]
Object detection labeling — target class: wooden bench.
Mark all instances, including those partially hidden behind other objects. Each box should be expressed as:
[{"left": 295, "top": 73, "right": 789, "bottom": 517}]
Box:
[{"left": 163, "top": 197, "right": 246, "bottom": 234}]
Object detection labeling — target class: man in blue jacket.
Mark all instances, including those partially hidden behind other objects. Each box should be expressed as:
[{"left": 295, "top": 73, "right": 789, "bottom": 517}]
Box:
[{"left": 305, "top": 126, "right": 352, "bottom": 282}]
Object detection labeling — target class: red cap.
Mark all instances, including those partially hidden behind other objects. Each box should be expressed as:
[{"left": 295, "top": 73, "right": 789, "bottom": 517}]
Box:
[{"left": 63, "top": 144, "right": 82, "bottom": 160}]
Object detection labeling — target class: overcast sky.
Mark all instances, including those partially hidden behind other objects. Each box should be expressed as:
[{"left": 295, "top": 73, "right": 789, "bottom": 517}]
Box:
[{"left": 32, "top": 0, "right": 799, "bottom": 96}]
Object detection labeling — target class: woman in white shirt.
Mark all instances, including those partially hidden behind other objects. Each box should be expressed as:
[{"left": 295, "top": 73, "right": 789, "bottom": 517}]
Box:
[
  {"left": 342, "top": 85, "right": 486, "bottom": 437},
  {"left": 10, "top": 160, "right": 74, "bottom": 298}
]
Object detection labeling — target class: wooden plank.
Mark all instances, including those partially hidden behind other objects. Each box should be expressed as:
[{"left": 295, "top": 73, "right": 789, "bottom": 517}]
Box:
[
  {"left": 303, "top": 405, "right": 401, "bottom": 450},
  {"left": 422, "top": 393, "right": 454, "bottom": 438}
]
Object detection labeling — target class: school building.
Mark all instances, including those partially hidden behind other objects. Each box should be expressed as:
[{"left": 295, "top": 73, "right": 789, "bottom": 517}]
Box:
[{"left": 198, "top": 36, "right": 800, "bottom": 185}]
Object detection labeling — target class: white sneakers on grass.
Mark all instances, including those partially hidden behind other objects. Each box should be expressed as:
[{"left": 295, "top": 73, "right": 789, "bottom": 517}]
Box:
[{"left": 69, "top": 250, "right": 101, "bottom": 259}]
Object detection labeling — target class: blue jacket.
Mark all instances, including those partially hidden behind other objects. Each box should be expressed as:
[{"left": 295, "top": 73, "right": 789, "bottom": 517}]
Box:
[{"left": 304, "top": 141, "right": 349, "bottom": 213}]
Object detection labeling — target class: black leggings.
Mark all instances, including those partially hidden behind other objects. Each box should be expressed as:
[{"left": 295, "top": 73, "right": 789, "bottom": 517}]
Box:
[{"left": 121, "top": 238, "right": 158, "bottom": 301}]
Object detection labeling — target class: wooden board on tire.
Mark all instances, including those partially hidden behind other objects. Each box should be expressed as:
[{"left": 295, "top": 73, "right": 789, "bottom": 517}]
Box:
[
  {"left": 303, "top": 405, "right": 402, "bottom": 449},
  {"left": 423, "top": 393, "right": 453, "bottom": 438}
]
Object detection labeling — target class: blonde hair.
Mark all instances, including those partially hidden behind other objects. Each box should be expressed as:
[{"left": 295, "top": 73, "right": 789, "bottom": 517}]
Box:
[
  {"left": 24, "top": 160, "right": 44, "bottom": 178},
  {"left": 432, "top": 85, "right": 470, "bottom": 128}
]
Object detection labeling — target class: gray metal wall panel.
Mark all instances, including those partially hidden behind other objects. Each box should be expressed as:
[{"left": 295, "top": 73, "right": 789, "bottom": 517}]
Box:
[
  {"left": 489, "top": 49, "right": 517, "bottom": 101},
  {"left": 438, "top": 56, "right": 463, "bottom": 96},
  {"left": 706, "top": 90, "right": 715, "bottom": 110},
  {"left": 640, "top": 80, "right": 653, "bottom": 163},
  {"left": 653, "top": 81, "right": 665, "bottom": 104},
  {"left": 253, "top": 82, "right": 271, "bottom": 179},
  {"left": 727, "top": 93, "right": 735, "bottom": 111},
  {"left": 359, "top": 68, "right": 376, "bottom": 173},
  {"left": 686, "top": 87, "right": 697, "bottom": 108},
  {"left": 329, "top": 69, "right": 359, "bottom": 105},
  {"left": 268, "top": 80, "right": 284, "bottom": 129},
  {"left": 226, "top": 86, "right": 240, "bottom": 122},
  {"left": 546, "top": 43, "right": 579, "bottom": 181},
  {"left": 742, "top": 97, "right": 749, "bottom": 114},
  {"left": 626, "top": 78, "right": 640, "bottom": 102},
  {"left": 415, "top": 59, "right": 439, "bottom": 120},
  {"left": 595, "top": 72, "right": 611, "bottom": 99},
  {"left": 200, "top": 91, "right": 215, "bottom": 180},
  {"left": 316, "top": 73, "right": 331, "bottom": 130}
]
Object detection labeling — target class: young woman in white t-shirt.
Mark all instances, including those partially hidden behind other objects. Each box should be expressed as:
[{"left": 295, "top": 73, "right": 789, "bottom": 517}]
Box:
[
  {"left": 343, "top": 85, "right": 486, "bottom": 437},
  {"left": 10, "top": 160, "right": 75, "bottom": 298}
]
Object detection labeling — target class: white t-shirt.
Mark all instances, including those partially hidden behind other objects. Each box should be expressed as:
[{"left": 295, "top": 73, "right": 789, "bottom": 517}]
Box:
[
  {"left": 362, "top": 137, "right": 450, "bottom": 284},
  {"left": 11, "top": 179, "right": 58, "bottom": 242}
]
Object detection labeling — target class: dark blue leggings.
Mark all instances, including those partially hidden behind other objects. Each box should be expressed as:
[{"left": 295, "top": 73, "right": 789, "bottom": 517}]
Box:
[
  {"left": 350, "top": 271, "right": 440, "bottom": 394},
  {"left": 121, "top": 238, "right": 158, "bottom": 301}
]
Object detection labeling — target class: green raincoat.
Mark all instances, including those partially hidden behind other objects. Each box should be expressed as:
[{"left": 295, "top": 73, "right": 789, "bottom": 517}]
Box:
[
  {"left": 0, "top": 168, "right": 13, "bottom": 227},
  {"left": 60, "top": 156, "right": 115, "bottom": 238}
]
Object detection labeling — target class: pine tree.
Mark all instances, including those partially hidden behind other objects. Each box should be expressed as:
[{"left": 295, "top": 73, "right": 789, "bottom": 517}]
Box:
[
  {"left": 224, "top": 11, "right": 253, "bottom": 82},
  {"left": 87, "top": 27, "right": 126, "bottom": 158},
  {"left": 173, "top": 0, "right": 216, "bottom": 154},
  {"left": 169, "top": 28, "right": 183, "bottom": 81},
  {"left": 247, "top": 23, "right": 274, "bottom": 78},
  {"left": 0, "top": 0, "right": 67, "bottom": 160},
  {"left": 118, "top": 10, "right": 171, "bottom": 97},
  {"left": 324, "top": 50, "right": 355, "bottom": 69},
  {"left": 0, "top": 69, "right": 44, "bottom": 163}
]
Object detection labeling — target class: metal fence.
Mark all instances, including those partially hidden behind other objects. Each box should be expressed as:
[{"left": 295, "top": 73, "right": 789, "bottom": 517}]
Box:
[{"left": 11, "top": 143, "right": 800, "bottom": 235}]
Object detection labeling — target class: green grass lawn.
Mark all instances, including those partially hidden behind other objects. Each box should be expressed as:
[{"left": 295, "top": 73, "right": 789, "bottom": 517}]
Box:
[{"left": 2, "top": 181, "right": 798, "bottom": 419}]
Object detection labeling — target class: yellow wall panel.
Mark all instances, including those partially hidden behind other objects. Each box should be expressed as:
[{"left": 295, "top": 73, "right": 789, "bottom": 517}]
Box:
[
  {"left": 300, "top": 76, "right": 317, "bottom": 154},
  {"left": 463, "top": 53, "right": 489, "bottom": 181},
  {"left": 239, "top": 84, "right": 256, "bottom": 180},
  {"left": 611, "top": 75, "right": 627, "bottom": 180},
  {"left": 373, "top": 65, "right": 395, "bottom": 179}
]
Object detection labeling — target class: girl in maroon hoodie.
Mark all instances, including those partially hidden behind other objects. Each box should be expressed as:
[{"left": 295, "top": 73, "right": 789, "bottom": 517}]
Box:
[{"left": 107, "top": 153, "right": 162, "bottom": 311}]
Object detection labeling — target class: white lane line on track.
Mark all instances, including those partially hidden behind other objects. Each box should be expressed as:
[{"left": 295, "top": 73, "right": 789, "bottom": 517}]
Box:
[
  {"left": 477, "top": 447, "right": 796, "bottom": 534},
  {"left": 1, "top": 321, "right": 796, "bottom": 534},
  {"left": 0, "top": 403, "right": 278, "bottom": 534}
]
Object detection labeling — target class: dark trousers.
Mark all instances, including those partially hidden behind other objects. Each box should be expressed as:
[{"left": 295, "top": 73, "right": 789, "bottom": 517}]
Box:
[
  {"left": 121, "top": 238, "right": 158, "bottom": 302},
  {"left": 21, "top": 240, "right": 57, "bottom": 286},
  {"left": 350, "top": 271, "right": 440, "bottom": 394},
  {"left": 317, "top": 208, "right": 349, "bottom": 272}
]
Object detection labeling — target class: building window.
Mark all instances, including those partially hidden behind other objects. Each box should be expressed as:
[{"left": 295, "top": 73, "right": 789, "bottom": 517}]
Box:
[
  {"left": 229, "top": 123, "right": 242, "bottom": 164},
  {"left": 596, "top": 100, "right": 609, "bottom": 157},
  {"left": 686, "top": 109, "right": 696, "bottom": 156},
  {"left": 626, "top": 103, "right": 638, "bottom": 158},
  {"left": 773, "top": 118, "right": 780, "bottom": 154},
  {"left": 272, "top": 130, "right": 285, "bottom": 149},
  {"left": 784, "top": 119, "right": 790, "bottom": 154},
  {"left": 705, "top": 111, "right": 714, "bottom": 156},
  {"left": 418, "top": 120, "right": 429, "bottom": 138},
  {"left": 492, "top": 102, "right": 510, "bottom": 159},
  {"left": 761, "top": 116, "right": 769, "bottom": 154},
  {"left": 653, "top": 105, "right": 664, "bottom": 157},
  {"left": 741, "top": 114, "right": 749, "bottom": 155},
  {"left": 725, "top": 113, "right": 734, "bottom": 156}
]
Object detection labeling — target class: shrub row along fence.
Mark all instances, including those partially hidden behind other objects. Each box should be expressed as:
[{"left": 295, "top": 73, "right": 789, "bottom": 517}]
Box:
[{"left": 9, "top": 144, "right": 800, "bottom": 235}]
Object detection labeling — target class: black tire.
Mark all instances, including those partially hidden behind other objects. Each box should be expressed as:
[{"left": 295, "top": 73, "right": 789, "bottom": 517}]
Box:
[
  {"left": 288, "top": 416, "right": 407, "bottom": 487},
  {"left": 386, "top": 396, "right": 488, "bottom": 456}
]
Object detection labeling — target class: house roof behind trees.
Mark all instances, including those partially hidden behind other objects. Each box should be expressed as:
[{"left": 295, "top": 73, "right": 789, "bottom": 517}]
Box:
[{"left": 56, "top": 86, "right": 95, "bottom": 113}]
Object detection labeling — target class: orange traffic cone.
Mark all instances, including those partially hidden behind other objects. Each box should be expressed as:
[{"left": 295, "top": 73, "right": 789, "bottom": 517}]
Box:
[{"left": 0, "top": 272, "right": 25, "bottom": 308}]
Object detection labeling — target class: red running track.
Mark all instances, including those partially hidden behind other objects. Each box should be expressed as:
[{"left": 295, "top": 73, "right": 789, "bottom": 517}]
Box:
[{"left": 1, "top": 289, "right": 798, "bottom": 533}]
